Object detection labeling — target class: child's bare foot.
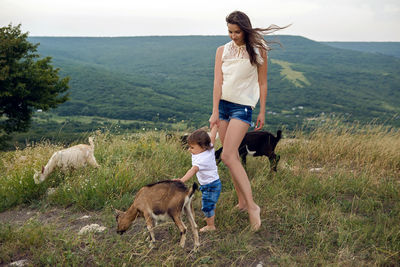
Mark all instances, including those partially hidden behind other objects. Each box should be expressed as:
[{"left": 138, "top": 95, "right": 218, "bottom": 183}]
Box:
[
  {"left": 200, "top": 225, "right": 216, "bottom": 232},
  {"left": 248, "top": 204, "right": 261, "bottom": 231}
]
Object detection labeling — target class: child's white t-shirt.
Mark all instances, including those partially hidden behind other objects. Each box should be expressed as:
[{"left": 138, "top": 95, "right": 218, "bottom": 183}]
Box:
[{"left": 191, "top": 146, "right": 219, "bottom": 186}]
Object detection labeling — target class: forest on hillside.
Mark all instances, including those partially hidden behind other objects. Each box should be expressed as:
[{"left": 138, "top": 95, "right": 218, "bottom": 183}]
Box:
[
  {"left": 8, "top": 36, "right": 400, "bottom": 146},
  {"left": 324, "top": 42, "right": 400, "bottom": 58}
]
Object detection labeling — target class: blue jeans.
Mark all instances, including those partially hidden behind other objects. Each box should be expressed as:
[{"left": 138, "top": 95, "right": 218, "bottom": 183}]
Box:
[
  {"left": 199, "top": 179, "right": 222, "bottom": 218},
  {"left": 219, "top": 99, "right": 253, "bottom": 125}
]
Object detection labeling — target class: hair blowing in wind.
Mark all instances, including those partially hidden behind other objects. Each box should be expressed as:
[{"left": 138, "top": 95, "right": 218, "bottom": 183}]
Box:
[{"left": 226, "top": 11, "right": 290, "bottom": 65}]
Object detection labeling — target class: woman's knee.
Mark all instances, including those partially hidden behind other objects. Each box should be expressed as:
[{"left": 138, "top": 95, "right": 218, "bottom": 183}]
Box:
[{"left": 221, "top": 151, "right": 238, "bottom": 166}]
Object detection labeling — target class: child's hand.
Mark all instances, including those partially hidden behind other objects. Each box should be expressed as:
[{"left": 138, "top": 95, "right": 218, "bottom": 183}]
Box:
[
  {"left": 210, "top": 125, "right": 218, "bottom": 144},
  {"left": 173, "top": 178, "right": 183, "bottom": 183}
]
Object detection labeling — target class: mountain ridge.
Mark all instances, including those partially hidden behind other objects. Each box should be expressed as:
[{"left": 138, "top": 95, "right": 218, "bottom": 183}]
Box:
[{"left": 27, "top": 35, "right": 400, "bottom": 129}]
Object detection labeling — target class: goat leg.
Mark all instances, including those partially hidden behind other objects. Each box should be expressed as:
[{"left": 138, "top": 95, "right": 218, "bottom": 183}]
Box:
[
  {"left": 143, "top": 212, "right": 156, "bottom": 245},
  {"left": 185, "top": 203, "right": 200, "bottom": 249},
  {"left": 240, "top": 152, "right": 247, "bottom": 166},
  {"left": 172, "top": 214, "right": 187, "bottom": 248},
  {"left": 269, "top": 154, "right": 280, "bottom": 172}
]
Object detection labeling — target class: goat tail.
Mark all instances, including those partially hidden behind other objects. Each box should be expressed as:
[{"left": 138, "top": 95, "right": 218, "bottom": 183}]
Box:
[
  {"left": 189, "top": 182, "right": 198, "bottom": 198},
  {"left": 276, "top": 130, "right": 282, "bottom": 141},
  {"left": 88, "top": 137, "right": 95, "bottom": 149}
]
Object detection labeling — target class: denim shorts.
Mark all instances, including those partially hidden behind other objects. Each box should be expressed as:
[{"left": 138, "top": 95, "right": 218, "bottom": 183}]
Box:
[
  {"left": 219, "top": 99, "right": 253, "bottom": 125},
  {"left": 199, "top": 179, "right": 222, "bottom": 218}
]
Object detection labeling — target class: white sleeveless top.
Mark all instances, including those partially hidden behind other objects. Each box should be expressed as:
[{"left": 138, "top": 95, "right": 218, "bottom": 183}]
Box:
[{"left": 221, "top": 41, "right": 264, "bottom": 108}]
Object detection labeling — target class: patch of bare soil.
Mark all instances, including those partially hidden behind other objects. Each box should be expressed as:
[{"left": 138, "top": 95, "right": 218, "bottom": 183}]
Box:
[
  {"left": 0, "top": 206, "right": 200, "bottom": 248},
  {"left": 0, "top": 206, "right": 105, "bottom": 232},
  {"left": 0, "top": 207, "right": 110, "bottom": 266}
]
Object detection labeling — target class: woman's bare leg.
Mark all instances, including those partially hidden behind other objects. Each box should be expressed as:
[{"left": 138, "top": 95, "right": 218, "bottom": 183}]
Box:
[
  {"left": 221, "top": 119, "right": 261, "bottom": 230},
  {"left": 218, "top": 120, "right": 247, "bottom": 209},
  {"left": 217, "top": 120, "right": 229, "bottom": 145}
]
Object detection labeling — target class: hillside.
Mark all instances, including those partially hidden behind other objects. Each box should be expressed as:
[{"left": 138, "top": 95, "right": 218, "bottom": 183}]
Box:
[
  {"left": 324, "top": 42, "right": 400, "bottom": 58},
  {"left": 25, "top": 36, "right": 400, "bottom": 133}
]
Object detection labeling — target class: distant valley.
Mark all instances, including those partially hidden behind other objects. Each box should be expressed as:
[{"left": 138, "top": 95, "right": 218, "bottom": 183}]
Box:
[{"left": 20, "top": 35, "right": 400, "bottom": 143}]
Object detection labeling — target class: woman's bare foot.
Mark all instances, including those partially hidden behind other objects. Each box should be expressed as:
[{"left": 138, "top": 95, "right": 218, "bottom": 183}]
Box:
[
  {"left": 200, "top": 225, "right": 216, "bottom": 232},
  {"left": 234, "top": 204, "right": 247, "bottom": 212},
  {"left": 248, "top": 204, "right": 261, "bottom": 231}
]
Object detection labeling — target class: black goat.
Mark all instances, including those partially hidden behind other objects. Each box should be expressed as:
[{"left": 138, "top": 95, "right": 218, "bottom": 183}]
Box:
[
  {"left": 180, "top": 133, "right": 190, "bottom": 148},
  {"left": 215, "top": 130, "right": 282, "bottom": 172}
]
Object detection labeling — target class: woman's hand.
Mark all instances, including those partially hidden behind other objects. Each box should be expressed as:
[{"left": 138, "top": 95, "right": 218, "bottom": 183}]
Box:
[
  {"left": 209, "top": 112, "right": 220, "bottom": 129},
  {"left": 254, "top": 112, "right": 265, "bottom": 131}
]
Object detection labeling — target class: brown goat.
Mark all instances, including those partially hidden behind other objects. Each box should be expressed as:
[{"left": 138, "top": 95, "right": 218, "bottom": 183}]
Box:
[{"left": 115, "top": 180, "right": 200, "bottom": 250}]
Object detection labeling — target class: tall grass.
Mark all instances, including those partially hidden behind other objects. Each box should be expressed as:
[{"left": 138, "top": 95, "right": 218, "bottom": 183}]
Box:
[
  {"left": 0, "top": 121, "right": 399, "bottom": 265},
  {"left": 300, "top": 120, "right": 399, "bottom": 176}
]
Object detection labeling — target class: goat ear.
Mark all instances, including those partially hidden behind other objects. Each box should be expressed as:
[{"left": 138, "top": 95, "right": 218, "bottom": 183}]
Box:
[
  {"left": 114, "top": 209, "right": 124, "bottom": 217},
  {"left": 41, "top": 166, "right": 45, "bottom": 174}
]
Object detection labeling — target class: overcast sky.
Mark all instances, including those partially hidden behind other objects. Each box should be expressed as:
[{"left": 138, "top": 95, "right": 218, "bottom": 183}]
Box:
[{"left": 1, "top": 0, "right": 399, "bottom": 41}]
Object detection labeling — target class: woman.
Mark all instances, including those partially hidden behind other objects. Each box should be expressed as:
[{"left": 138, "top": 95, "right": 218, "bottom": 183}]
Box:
[{"left": 209, "top": 11, "right": 286, "bottom": 230}]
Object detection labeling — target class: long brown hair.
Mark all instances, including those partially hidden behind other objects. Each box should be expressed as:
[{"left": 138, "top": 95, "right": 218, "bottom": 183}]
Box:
[{"left": 226, "top": 11, "right": 289, "bottom": 66}]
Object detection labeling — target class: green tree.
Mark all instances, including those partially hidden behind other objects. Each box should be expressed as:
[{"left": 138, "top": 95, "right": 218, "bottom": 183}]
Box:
[{"left": 0, "top": 24, "right": 69, "bottom": 147}]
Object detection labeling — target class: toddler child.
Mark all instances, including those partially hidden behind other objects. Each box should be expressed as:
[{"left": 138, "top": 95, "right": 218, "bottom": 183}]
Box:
[{"left": 178, "top": 127, "right": 221, "bottom": 232}]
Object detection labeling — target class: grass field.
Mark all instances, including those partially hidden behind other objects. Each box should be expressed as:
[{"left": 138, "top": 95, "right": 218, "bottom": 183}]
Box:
[
  {"left": 0, "top": 120, "right": 399, "bottom": 266},
  {"left": 270, "top": 59, "right": 311, "bottom": 88}
]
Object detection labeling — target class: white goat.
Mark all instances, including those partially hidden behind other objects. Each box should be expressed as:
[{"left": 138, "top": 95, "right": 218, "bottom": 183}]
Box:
[{"left": 33, "top": 137, "right": 100, "bottom": 184}]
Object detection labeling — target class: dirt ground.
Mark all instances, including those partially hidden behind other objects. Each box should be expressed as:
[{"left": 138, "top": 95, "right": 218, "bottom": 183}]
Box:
[
  {"left": 0, "top": 205, "right": 196, "bottom": 245},
  {"left": 0, "top": 206, "right": 107, "bottom": 233}
]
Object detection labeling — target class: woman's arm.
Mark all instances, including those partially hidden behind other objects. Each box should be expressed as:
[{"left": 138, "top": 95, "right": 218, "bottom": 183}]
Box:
[
  {"left": 180, "top": 165, "right": 199, "bottom": 183},
  {"left": 255, "top": 48, "right": 268, "bottom": 131},
  {"left": 209, "top": 46, "right": 224, "bottom": 129}
]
